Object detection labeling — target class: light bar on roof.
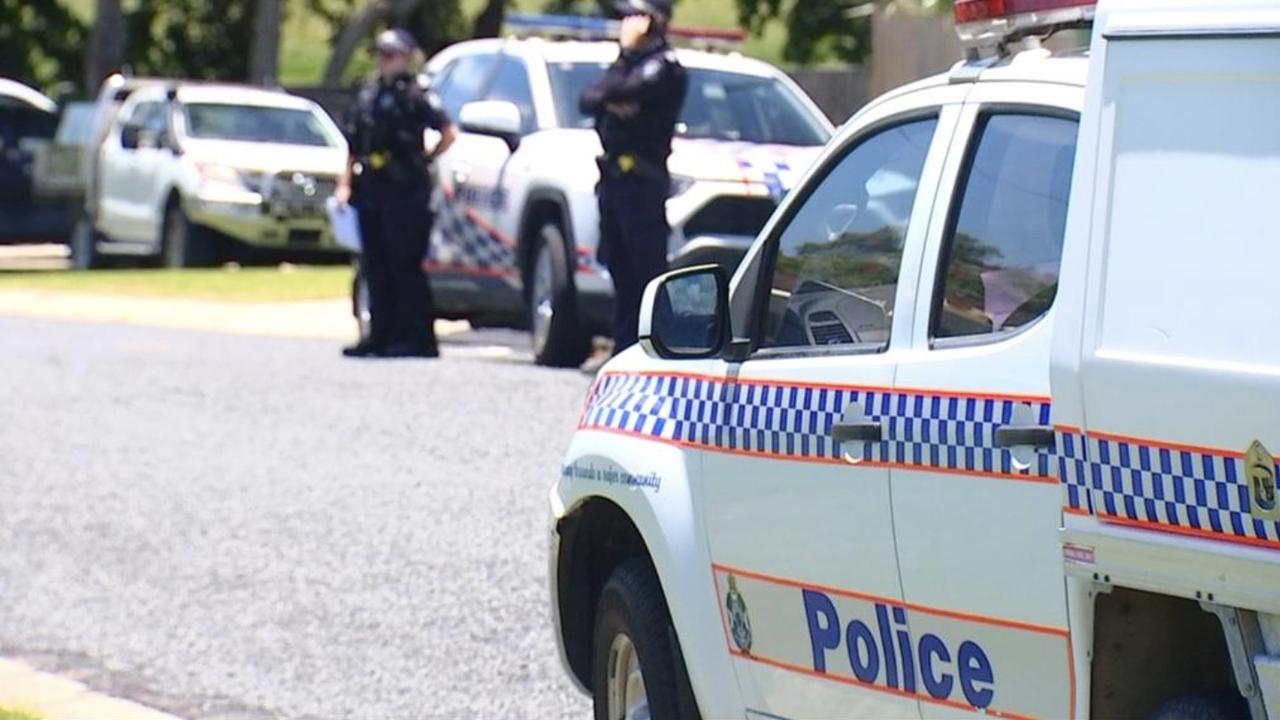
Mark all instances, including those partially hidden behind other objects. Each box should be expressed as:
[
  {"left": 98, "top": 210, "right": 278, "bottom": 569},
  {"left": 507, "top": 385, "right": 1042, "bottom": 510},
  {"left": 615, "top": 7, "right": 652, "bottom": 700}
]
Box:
[
  {"left": 503, "top": 12, "right": 744, "bottom": 49},
  {"left": 954, "top": 0, "right": 1095, "bottom": 48}
]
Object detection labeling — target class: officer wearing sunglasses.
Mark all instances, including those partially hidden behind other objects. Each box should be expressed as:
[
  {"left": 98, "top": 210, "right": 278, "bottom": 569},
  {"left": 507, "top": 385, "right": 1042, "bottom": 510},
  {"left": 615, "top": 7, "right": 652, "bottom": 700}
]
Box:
[{"left": 337, "top": 28, "right": 457, "bottom": 358}]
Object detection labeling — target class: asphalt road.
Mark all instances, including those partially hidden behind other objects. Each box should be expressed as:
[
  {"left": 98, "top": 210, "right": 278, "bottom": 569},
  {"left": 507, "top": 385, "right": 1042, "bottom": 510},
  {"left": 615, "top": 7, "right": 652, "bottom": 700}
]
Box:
[{"left": 0, "top": 316, "right": 594, "bottom": 719}]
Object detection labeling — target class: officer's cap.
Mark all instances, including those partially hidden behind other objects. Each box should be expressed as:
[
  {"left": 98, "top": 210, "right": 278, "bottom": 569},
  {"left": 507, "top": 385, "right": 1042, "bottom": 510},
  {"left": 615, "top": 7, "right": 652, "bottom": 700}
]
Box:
[
  {"left": 614, "top": 0, "right": 672, "bottom": 23},
  {"left": 374, "top": 28, "right": 417, "bottom": 55}
]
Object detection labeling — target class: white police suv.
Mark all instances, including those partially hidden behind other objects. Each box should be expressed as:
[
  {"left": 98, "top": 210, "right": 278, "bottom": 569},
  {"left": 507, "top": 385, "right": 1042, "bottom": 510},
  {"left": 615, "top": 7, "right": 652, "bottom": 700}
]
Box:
[
  {"left": 550, "top": 1, "right": 1280, "bottom": 718},
  {"left": 410, "top": 15, "right": 832, "bottom": 366}
]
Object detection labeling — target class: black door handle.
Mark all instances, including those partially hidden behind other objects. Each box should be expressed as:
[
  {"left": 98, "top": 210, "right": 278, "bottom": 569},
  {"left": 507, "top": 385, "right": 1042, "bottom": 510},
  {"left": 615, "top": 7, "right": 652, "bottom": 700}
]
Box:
[
  {"left": 832, "top": 421, "right": 883, "bottom": 443},
  {"left": 995, "top": 425, "right": 1055, "bottom": 448}
]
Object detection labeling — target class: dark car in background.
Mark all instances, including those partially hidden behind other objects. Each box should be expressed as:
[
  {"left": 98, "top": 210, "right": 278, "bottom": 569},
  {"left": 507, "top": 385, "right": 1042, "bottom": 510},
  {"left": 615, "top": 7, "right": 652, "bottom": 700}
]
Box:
[{"left": 0, "top": 78, "right": 74, "bottom": 245}]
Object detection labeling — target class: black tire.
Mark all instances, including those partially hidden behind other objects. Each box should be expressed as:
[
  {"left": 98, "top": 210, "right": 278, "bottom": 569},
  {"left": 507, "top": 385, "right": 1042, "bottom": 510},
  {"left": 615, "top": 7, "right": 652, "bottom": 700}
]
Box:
[
  {"left": 352, "top": 261, "right": 372, "bottom": 342},
  {"left": 1150, "top": 689, "right": 1249, "bottom": 720},
  {"left": 592, "top": 558, "right": 701, "bottom": 720},
  {"left": 528, "top": 221, "right": 590, "bottom": 367},
  {"left": 161, "top": 201, "right": 220, "bottom": 268},
  {"left": 68, "top": 214, "right": 102, "bottom": 270}
]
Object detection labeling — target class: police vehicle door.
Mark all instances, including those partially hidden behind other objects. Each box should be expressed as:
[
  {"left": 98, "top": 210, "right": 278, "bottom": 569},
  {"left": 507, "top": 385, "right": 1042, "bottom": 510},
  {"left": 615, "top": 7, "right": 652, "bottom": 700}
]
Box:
[
  {"left": 432, "top": 52, "right": 525, "bottom": 277},
  {"left": 702, "top": 89, "right": 962, "bottom": 720},
  {"left": 889, "top": 84, "right": 1081, "bottom": 720}
]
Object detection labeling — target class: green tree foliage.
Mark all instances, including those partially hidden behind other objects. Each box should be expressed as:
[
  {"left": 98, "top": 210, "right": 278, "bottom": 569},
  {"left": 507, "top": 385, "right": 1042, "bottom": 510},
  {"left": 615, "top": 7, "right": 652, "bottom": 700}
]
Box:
[
  {"left": 737, "top": 0, "right": 953, "bottom": 65},
  {"left": 124, "top": 0, "right": 256, "bottom": 81},
  {"left": 0, "top": 0, "right": 86, "bottom": 88}
]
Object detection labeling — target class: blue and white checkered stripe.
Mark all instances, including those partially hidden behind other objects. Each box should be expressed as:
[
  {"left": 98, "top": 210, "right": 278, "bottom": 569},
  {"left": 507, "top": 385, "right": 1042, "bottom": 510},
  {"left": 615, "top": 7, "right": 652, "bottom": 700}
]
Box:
[
  {"left": 887, "top": 391, "right": 1054, "bottom": 478},
  {"left": 1084, "top": 436, "right": 1280, "bottom": 547},
  {"left": 429, "top": 192, "right": 515, "bottom": 272},
  {"left": 1057, "top": 428, "right": 1092, "bottom": 514},
  {"left": 581, "top": 373, "right": 1053, "bottom": 479}
]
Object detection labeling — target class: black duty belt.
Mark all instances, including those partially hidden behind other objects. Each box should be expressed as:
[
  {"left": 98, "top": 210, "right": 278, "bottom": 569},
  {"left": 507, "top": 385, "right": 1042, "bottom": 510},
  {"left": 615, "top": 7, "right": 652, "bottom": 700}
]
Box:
[{"left": 597, "top": 153, "right": 665, "bottom": 180}]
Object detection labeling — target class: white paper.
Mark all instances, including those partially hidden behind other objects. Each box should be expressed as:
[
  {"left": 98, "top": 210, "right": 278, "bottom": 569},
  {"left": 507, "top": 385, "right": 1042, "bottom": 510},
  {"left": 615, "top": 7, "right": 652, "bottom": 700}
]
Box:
[{"left": 325, "top": 196, "right": 361, "bottom": 252}]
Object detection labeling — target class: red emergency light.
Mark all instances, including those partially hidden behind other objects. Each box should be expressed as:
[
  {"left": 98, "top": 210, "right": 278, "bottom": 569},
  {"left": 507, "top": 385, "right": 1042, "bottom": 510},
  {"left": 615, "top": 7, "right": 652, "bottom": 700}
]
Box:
[{"left": 955, "top": 0, "right": 1095, "bottom": 48}]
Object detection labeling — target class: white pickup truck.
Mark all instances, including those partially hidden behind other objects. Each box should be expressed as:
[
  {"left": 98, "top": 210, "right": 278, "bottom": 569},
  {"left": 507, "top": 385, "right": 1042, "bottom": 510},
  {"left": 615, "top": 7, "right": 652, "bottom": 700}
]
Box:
[
  {"left": 72, "top": 76, "right": 349, "bottom": 268},
  {"left": 550, "top": 1, "right": 1280, "bottom": 718}
]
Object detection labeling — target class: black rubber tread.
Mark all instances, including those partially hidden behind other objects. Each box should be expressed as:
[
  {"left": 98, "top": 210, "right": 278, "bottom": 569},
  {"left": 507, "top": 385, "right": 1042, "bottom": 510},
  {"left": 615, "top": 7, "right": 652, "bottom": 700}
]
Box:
[
  {"left": 530, "top": 222, "right": 590, "bottom": 367},
  {"left": 591, "top": 557, "right": 701, "bottom": 720}
]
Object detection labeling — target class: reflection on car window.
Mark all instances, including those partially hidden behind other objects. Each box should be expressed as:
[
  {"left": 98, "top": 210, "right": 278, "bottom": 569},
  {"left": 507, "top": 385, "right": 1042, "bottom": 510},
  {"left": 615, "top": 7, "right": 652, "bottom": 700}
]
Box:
[
  {"left": 487, "top": 56, "right": 537, "bottom": 134},
  {"left": 933, "top": 113, "right": 1077, "bottom": 340},
  {"left": 547, "top": 63, "right": 829, "bottom": 146},
  {"left": 758, "top": 118, "right": 937, "bottom": 352},
  {"left": 184, "top": 104, "right": 333, "bottom": 146},
  {"left": 438, "top": 53, "right": 497, "bottom": 120}
]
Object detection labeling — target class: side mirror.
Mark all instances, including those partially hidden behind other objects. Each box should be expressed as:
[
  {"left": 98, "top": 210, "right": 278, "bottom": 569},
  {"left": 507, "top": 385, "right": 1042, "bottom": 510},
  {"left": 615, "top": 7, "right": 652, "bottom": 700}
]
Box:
[
  {"left": 639, "top": 264, "right": 730, "bottom": 360},
  {"left": 120, "top": 124, "right": 141, "bottom": 150},
  {"left": 458, "top": 100, "right": 522, "bottom": 152}
]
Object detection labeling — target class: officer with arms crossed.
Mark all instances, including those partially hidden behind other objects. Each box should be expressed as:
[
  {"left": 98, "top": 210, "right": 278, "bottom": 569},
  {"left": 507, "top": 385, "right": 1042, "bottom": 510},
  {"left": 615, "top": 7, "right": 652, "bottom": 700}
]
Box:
[
  {"left": 580, "top": 0, "right": 688, "bottom": 357},
  {"left": 336, "top": 28, "right": 457, "bottom": 359}
]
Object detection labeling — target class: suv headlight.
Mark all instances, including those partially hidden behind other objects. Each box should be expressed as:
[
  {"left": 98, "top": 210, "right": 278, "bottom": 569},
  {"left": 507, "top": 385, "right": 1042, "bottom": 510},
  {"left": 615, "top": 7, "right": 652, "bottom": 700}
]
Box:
[
  {"left": 668, "top": 174, "right": 696, "bottom": 198},
  {"left": 196, "top": 163, "right": 270, "bottom": 194}
]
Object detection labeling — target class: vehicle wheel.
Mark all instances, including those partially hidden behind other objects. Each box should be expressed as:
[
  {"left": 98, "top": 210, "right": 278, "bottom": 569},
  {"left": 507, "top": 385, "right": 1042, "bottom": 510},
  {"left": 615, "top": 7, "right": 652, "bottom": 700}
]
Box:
[
  {"left": 528, "top": 221, "right": 589, "bottom": 367},
  {"left": 1150, "top": 689, "right": 1248, "bottom": 720},
  {"left": 68, "top": 214, "right": 102, "bottom": 270},
  {"left": 592, "top": 558, "right": 700, "bottom": 720},
  {"left": 162, "top": 201, "right": 219, "bottom": 268},
  {"left": 352, "top": 263, "right": 372, "bottom": 342}
]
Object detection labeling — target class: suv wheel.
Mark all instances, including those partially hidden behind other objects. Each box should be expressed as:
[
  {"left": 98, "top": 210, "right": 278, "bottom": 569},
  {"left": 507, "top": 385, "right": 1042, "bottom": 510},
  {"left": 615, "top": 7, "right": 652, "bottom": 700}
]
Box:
[
  {"left": 529, "top": 221, "right": 589, "bottom": 367},
  {"left": 69, "top": 214, "right": 102, "bottom": 270},
  {"left": 352, "top": 262, "right": 372, "bottom": 342},
  {"left": 591, "top": 559, "right": 700, "bottom": 720},
  {"left": 162, "top": 201, "right": 219, "bottom": 268}
]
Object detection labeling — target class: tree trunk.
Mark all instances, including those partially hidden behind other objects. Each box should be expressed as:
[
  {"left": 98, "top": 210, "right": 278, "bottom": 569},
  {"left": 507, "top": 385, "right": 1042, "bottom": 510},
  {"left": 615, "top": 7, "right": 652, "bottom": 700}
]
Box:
[
  {"left": 85, "top": 0, "right": 124, "bottom": 91},
  {"left": 323, "top": 0, "right": 427, "bottom": 86},
  {"left": 250, "top": 0, "right": 283, "bottom": 85},
  {"left": 471, "top": 0, "right": 507, "bottom": 38}
]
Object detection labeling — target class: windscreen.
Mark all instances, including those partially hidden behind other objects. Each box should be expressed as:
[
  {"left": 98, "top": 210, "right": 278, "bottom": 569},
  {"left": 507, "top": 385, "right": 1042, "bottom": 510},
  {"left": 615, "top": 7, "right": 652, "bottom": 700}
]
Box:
[
  {"left": 183, "top": 103, "right": 337, "bottom": 146},
  {"left": 548, "top": 62, "right": 829, "bottom": 146}
]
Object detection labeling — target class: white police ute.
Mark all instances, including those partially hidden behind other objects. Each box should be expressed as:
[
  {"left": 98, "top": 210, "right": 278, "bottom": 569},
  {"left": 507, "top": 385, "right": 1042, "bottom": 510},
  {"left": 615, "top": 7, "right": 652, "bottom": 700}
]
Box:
[
  {"left": 550, "top": 0, "right": 1280, "bottom": 718},
  {"left": 406, "top": 15, "right": 831, "bottom": 366}
]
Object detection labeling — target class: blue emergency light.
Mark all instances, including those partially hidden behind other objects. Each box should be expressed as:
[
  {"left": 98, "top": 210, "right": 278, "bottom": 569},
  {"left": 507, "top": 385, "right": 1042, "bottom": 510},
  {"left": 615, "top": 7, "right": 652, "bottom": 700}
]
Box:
[
  {"left": 504, "top": 13, "right": 617, "bottom": 40},
  {"left": 503, "top": 12, "right": 746, "bottom": 49}
]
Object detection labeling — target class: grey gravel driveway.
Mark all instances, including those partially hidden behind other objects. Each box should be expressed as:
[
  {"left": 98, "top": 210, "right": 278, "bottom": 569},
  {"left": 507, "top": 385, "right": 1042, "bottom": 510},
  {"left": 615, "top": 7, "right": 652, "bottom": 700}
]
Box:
[{"left": 0, "top": 316, "right": 594, "bottom": 719}]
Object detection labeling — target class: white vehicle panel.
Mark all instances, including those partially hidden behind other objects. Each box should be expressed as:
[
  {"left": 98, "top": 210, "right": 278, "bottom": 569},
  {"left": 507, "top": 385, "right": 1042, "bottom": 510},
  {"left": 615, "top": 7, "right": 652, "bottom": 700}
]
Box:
[{"left": 1054, "top": 5, "right": 1280, "bottom": 599}]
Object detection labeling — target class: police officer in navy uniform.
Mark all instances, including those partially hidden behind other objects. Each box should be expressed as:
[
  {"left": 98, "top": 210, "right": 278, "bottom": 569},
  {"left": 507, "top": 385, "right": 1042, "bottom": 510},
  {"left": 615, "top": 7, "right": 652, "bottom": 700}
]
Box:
[
  {"left": 580, "top": 0, "right": 688, "bottom": 356},
  {"left": 336, "top": 28, "right": 457, "bottom": 358}
]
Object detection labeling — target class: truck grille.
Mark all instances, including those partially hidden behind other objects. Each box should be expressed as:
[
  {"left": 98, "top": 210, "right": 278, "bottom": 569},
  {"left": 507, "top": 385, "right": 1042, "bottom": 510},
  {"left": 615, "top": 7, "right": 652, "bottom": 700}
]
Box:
[
  {"left": 683, "top": 196, "right": 778, "bottom": 239},
  {"left": 268, "top": 172, "right": 336, "bottom": 218}
]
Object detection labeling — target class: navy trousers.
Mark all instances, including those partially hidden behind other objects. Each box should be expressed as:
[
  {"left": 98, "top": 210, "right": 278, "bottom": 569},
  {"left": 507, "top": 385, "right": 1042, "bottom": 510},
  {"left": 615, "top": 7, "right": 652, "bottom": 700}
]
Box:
[
  {"left": 598, "top": 173, "right": 670, "bottom": 354},
  {"left": 356, "top": 177, "right": 437, "bottom": 351}
]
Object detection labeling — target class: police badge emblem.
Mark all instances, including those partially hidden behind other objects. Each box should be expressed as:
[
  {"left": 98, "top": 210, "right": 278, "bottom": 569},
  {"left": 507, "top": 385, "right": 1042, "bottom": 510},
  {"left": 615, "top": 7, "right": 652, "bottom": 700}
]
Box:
[
  {"left": 1245, "top": 440, "right": 1279, "bottom": 521},
  {"left": 725, "top": 574, "right": 752, "bottom": 654}
]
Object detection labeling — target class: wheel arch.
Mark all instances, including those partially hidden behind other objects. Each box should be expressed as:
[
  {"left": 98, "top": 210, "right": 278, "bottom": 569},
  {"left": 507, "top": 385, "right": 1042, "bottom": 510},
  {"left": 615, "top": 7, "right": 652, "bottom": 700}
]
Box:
[
  {"left": 1089, "top": 586, "right": 1242, "bottom": 718},
  {"left": 553, "top": 496, "right": 653, "bottom": 692},
  {"left": 517, "top": 186, "right": 577, "bottom": 297},
  {"left": 550, "top": 439, "right": 745, "bottom": 719}
]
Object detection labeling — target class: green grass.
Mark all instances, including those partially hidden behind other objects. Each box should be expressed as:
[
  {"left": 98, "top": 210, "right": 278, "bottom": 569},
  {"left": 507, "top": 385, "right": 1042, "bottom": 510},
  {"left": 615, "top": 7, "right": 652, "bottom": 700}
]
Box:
[
  {"left": 0, "top": 267, "right": 352, "bottom": 302},
  {"left": 0, "top": 707, "right": 42, "bottom": 720}
]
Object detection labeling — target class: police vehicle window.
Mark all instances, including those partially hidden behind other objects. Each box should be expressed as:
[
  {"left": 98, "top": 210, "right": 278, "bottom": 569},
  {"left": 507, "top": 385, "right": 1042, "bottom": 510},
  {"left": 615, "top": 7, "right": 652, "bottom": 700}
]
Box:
[
  {"left": 758, "top": 117, "right": 937, "bottom": 352},
  {"left": 486, "top": 56, "right": 536, "bottom": 134},
  {"left": 547, "top": 63, "right": 829, "bottom": 146},
  {"left": 679, "top": 70, "right": 827, "bottom": 146},
  {"left": 437, "top": 53, "right": 498, "bottom": 120},
  {"left": 184, "top": 104, "right": 334, "bottom": 147},
  {"left": 932, "top": 113, "right": 1077, "bottom": 341}
]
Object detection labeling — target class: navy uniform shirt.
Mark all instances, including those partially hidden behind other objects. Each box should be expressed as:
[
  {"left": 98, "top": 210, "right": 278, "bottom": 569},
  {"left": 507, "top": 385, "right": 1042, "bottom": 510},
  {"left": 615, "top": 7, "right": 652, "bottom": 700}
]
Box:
[
  {"left": 347, "top": 72, "right": 449, "bottom": 183},
  {"left": 580, "top": 40, "right": 688, "bottom": 171}
]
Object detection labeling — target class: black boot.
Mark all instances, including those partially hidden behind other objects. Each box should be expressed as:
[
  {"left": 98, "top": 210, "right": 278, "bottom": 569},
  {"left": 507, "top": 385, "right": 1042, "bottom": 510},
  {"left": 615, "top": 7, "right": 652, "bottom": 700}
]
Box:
[{"left": 342, "top": 340, "right": 383, "bottom": 358}]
